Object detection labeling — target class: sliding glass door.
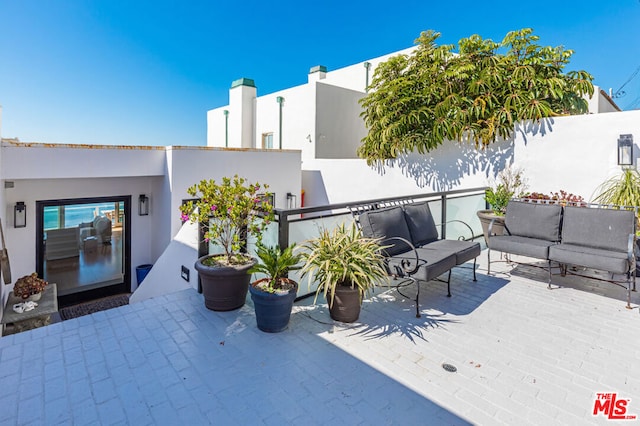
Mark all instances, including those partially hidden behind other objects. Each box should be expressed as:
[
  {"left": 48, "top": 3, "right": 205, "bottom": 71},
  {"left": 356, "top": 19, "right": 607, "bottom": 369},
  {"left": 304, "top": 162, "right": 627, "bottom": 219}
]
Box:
[{"left": 36, "top": 196, "right": 131, "bottom": 305}]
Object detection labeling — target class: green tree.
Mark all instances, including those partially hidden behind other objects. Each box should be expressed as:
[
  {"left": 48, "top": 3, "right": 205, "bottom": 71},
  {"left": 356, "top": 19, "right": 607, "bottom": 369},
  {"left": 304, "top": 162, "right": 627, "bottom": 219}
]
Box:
[{"left": 358, "top": 29, "right": 594, "bottom": 165}]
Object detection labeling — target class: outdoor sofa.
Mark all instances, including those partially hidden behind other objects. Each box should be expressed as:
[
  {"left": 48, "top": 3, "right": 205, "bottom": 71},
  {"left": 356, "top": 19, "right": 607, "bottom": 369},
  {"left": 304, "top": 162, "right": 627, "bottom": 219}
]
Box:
[
  {"left": 349, "top": 201, "right": 481, "bottom": 317},
  {"left": 487, "top": 200, "right": 637, "bottom": 308}
]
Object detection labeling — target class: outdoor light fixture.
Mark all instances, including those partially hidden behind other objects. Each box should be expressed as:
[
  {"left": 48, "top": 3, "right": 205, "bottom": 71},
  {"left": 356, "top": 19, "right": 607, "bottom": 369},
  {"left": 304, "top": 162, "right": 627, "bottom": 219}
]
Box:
[
  {"left": 14, "top": 202, "right": 26, "bottom": 228},
  {"left": 617, "top": 134, "right": 634, "bottom": 166},
  {"left": 138, "top": 194, "right": 149, "bottom": 216}
]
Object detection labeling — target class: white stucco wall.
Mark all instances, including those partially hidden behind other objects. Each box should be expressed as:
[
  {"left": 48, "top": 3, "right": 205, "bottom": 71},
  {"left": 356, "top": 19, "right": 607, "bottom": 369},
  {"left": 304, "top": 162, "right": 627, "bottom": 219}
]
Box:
[
  {"left": 320, "top": 47, "right": 416, "bottom": 92},
  {"left": 165, "top": 146, "right": 301, "bottom": 238},
  {"left": 512, "top": 110, "right": 640, "bottom": 199},
  {"left": 301, "top": 110, "right": 640, "bottom": 208},
  {"left": 315, "top": 82, "right": 367, "bottom": 159},
  {"left": 1, "top": 141, "right": 166, "bottom": 179},
  {"left": 254, "top": 85, "right": 316, "bottom": 166},
  {"left": 2, "top": 176, "right": 160, "bottom": 293},
  {"left": 131, "top": 146, "right": 302, "bottom": 300}
]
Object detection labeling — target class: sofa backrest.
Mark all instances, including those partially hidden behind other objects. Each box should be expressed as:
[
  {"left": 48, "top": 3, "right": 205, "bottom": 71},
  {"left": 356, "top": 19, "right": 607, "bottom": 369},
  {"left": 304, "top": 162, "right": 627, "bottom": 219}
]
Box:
[
  {"left": 504, "top": 201, "right": 563, "bottom": 241},
  {"left": 403, "top": 202, "right": 439, "bottom": 246},
  {"left": 561, "top": 206, "right": 635, "bottom": 252},
  {"left": 358, "top": 206, "right": 413, "bottom": 256}
]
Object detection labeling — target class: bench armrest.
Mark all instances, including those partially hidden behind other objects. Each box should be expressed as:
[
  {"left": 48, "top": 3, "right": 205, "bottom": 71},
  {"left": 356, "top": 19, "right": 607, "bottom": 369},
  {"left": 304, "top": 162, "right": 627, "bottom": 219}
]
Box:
[
  {"left": 381, "top": 236, "right": 420, "bottom": 276},
  {"left": 437, "top": 219, "right": 475, "bottom": 241},
  {"left": 628, "top": 233, "right": 636, "bottom": 270}
]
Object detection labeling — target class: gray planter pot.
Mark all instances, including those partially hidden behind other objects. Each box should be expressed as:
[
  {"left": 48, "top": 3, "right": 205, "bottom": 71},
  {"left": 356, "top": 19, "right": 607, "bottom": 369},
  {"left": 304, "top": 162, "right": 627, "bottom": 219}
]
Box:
[
  {"left": 328, "top": 285, "right": 361, "bottom": 323},
  {"left": 195, "top": 255, "right": 256, "bottom": 311},
  {"left": 476, "top": 210, "right": 505, "bottom": 245}
]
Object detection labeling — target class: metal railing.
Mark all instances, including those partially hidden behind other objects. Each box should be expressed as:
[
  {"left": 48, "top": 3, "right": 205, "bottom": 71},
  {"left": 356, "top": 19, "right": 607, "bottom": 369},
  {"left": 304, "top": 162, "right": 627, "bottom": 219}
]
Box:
[{"left": 273, "top": 186, "right": 488, "bottom": 251}]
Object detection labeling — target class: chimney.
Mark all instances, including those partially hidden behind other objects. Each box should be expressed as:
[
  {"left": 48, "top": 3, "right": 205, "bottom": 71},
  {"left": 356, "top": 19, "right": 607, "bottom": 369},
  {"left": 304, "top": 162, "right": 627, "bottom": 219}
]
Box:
[
  {"left": 229, "top": 78, "right": 257, "bottom": 148},
  {"left": 308, "top": 65, "right": 327, "bottom": 82}
]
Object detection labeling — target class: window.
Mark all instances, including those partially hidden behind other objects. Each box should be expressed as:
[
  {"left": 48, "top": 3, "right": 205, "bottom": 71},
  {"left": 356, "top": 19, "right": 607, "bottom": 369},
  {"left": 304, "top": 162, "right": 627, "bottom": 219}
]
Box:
[{"left": 262, "top": 133, "right": 273, "bottom": 149}]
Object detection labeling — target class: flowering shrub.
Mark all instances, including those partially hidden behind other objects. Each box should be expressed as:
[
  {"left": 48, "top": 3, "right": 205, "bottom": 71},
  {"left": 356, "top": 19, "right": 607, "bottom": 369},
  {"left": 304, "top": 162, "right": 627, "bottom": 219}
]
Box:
[{"left": 179, "top": 175, "right": 274, "bottom": 265}]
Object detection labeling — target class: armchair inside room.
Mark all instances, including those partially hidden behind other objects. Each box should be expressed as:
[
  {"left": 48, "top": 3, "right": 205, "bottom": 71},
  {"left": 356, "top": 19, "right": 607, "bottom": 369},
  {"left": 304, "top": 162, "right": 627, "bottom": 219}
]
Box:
[{"left": 78, "top": 216, "right": 112, "bottom": 248}]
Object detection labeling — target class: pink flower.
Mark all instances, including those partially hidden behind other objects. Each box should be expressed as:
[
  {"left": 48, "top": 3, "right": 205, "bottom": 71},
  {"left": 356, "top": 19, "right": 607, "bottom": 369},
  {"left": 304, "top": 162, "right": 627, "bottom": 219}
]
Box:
[
  {"left": 181, "top": 213, "right": 189, "bottom": 222},
  {"left": 253, "top": 198, "right": 260, "bottom": 203},
  {"left": 204, "top": 238, "right": 210, "bottom": 243},
  {"left": 211, "top": 205, "right": 217, "bottom": 211}
]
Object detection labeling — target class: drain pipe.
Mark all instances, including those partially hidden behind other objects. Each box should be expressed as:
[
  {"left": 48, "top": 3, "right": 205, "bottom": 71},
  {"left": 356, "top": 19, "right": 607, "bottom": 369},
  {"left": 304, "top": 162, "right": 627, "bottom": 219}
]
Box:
[
  {"left": 364, "top": 62, "right": 371, "bottom": 92},
  {"left": 223, "top": 110, "right": 229, "bottom": 147},
  {"left": 276, "top": 96, "right": 284, "bottom": 149}
]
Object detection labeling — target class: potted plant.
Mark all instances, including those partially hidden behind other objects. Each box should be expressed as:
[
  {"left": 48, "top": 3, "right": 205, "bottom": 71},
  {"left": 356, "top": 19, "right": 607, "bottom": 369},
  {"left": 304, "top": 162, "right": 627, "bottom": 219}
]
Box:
[
  {"left": 180, "top": 175, "right": 274, "bottom": 311},
  {"left": 248, "top": 243, "right": 302, "bottom": 332},
  {"left": 300, "top": 223, "right": 388, "bottom": 323},
  {"left": 477, "top": 167, "right": 527, "bottom": 244}
]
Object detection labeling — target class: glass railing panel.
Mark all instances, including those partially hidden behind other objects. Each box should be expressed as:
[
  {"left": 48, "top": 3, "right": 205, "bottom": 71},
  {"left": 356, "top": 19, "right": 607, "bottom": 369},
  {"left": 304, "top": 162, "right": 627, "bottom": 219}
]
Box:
[
  {"left": 287, "top": 213, "right": 354, "bottom": 295},
  {"left": 445, "top": 193, "right": 485, "bottom": 239}
]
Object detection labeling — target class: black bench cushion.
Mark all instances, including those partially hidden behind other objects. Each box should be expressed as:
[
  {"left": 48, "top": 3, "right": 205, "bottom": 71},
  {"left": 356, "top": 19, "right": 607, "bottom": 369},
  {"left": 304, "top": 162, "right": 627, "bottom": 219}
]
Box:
[
  {"left": 561, "top": 206, "right": 635, "bottom": 252},
  {"left": 359, "top": 206, "right": 413, "bottom": 256},
  {"left": 423, "top": 239, "right": 481, "bottom": 265},
  {"left": 403, "top": 202, "right": 439, "bottom": 246},
  {"left": 549, "top": 243, "right": 631, "bottom": 275},
  {"left": 504, "top": 201, "right": 563, "bottom": 241},
  {"left": 388, "top": 248, "right": 456, "bottom": 282},
  {"left": 489, "top": 235, "right": 556, "bottom": 260}
]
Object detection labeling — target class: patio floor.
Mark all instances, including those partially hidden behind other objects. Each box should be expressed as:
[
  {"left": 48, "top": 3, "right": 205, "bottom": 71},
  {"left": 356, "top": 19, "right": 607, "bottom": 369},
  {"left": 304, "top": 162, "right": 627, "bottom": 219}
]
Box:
[{"left": 1, "top": 250, "right": 639, "bottom": 425}]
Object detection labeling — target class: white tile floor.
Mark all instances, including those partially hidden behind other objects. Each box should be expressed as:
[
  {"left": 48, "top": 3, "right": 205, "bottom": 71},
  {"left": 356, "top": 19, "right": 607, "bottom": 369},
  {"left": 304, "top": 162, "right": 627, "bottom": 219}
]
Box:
[{"left": 0, "top": 251, "right": 638, "bottom": 425}]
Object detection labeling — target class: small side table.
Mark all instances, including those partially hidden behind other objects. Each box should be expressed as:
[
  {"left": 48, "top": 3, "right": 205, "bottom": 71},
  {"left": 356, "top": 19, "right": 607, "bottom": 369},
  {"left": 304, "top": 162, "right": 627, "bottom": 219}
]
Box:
[{"left": 2, "top": 284, "right": 58, "bottom": 335}]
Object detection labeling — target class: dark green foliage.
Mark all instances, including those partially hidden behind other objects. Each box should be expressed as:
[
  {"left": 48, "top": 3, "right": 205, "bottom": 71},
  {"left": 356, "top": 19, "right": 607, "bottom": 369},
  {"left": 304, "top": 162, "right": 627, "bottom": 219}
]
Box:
[{"left": 359, "top": 29, "right": 594, "bottom": 165}]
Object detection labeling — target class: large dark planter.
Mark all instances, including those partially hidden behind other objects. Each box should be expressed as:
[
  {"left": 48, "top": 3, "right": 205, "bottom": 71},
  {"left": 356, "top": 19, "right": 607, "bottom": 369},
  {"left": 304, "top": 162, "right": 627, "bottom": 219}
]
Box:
[
  {"left": 328, "top": 285, "right": 362, "bottom": 323},
  {"left": 194, "top": 255, "right": 256, "bottom": 311},
  {"left": 477, "top": 210, "right": 505, "bottom": 245},
  {"left": 249, "top": 278, "right": 298, "bottom": 333}
]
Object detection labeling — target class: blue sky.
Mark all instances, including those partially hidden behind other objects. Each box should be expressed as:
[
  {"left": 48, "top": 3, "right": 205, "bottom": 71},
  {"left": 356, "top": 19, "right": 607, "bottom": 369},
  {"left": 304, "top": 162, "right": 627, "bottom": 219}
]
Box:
[{"left": 1, "top": 1, "right": 639, "bottom": 146}]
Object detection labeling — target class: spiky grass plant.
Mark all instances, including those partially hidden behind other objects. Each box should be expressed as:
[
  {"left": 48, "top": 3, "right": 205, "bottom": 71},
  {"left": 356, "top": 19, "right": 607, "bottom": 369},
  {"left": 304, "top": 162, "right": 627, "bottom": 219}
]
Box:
[
  {"left": 592, "top": 169, "right": 640, "bottom": 208},
  {"left": 301, "top": 223, "right": 389, "bottom": 307}
]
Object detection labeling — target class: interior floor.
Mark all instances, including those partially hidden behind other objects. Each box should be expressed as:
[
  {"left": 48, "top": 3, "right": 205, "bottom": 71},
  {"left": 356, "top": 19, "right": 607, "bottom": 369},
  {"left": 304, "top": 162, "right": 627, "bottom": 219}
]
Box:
[{"left": 45, "top": 228, "right": 124, "bottom": 298}]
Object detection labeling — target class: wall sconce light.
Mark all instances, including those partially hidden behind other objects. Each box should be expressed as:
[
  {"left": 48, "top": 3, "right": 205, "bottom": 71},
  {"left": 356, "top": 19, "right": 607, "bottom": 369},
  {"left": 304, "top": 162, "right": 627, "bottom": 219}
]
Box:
[
  {"left": 14, "top": 202, "right": 26, "bottom": 228},
  {"left": 618, "top": 134, "right": 633, "bottom": 166},
  {"left": 138, "top": 194, "right": 149, "bottom": 216}
]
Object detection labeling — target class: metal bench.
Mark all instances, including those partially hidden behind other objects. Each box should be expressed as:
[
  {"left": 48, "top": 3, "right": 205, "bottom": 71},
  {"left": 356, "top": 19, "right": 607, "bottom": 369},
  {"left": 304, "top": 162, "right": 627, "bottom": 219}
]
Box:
[{"left": 349, "top": 201, "right": 481, "bottom": 317}]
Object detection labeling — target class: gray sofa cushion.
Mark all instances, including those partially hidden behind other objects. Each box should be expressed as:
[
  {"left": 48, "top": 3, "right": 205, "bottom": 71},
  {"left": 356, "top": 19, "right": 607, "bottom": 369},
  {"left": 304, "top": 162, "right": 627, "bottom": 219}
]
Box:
[
  {"left": 359, "top": 206, "right": 413, "bottom": 256},
  {"left": 489, "top": 235, "right": 556, "bottom": 260},
  {"left": 423, "top": 239, "right": 481, "bottom": 265},
  {"left": 549, "top": 243, "right": 631, "bottom": 275},
  {"left": 403, "top": 202, "right": 439, "bottom": 246},
  {"left": 388, "top": 248, "right": 456, "bottom": 282},
  {"left": 504, "top": 201, "right": 563, "bottom": 241},
  {"left": 561, "top": 206, "right": 635, "bottom": 252}
]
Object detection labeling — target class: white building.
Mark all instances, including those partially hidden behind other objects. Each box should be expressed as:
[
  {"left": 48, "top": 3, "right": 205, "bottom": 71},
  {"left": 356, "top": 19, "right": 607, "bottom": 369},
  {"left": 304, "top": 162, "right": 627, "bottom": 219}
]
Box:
[
  {"left": 206, "top": 47, "right": 626, "bottom": 207},
  {"left": 0, "top": 106, "right": 301, "bottom": 316}
]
